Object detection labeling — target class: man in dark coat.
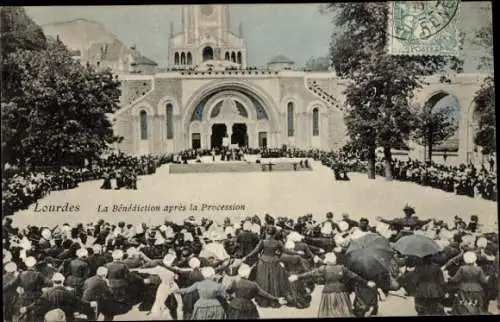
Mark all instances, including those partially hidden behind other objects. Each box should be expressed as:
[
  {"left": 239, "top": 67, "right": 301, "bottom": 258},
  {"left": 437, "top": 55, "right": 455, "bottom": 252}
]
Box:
[
  {"left": 235, "top": 221, "right": 260, "bottom": 261},
  {"left": 40, "top": 273, "right": 94, "bottom": 321},
  {"left": 82, "top": 267, "right": 121, "bottom": 321},
  {"left": 3, "top": 262, "right": 19, "bottom": 321},
  {"left": 376, "top": 205, "right": 432, "bottom": 240},
  {"left": 341, "top": 213, "right": 359, "bottom": 230},
  {"left": 65, "top": 248, "right": 91, "bottom": 298}
]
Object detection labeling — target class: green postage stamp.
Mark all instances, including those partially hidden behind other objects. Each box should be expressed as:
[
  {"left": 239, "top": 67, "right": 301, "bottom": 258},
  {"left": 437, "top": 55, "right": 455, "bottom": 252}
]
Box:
[{"left": 387, "top": 0, "right": 461, "bottom": 56}]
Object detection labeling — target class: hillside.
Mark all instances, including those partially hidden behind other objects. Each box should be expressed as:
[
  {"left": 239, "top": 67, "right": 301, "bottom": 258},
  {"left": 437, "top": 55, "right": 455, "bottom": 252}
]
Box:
[{"left": 42, "top": 18, "right": 127, "bottom": 56}]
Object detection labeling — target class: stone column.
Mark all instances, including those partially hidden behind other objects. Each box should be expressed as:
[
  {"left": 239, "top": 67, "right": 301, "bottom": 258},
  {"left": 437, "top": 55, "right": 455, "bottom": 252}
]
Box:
[
  {"left": 132, "top": 115, "right": 138, "bottom": 155},
  {"left": 247, "top": 123, "right": 256, "bottom": 148}
]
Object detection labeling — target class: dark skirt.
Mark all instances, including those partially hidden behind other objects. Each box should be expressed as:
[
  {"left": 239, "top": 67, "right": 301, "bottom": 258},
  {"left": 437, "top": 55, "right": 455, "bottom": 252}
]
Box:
[
  {"left": 286, "top": 280, "right": 312, "bottom": 309},
  {"left": 227, "top": 298, "right": 260, "bottom": 319},
  {"left": 192, "top": 299, "right": 226, "bottom": 320},
  {"left": 318, "top": 291, "right": 354, "bottom": 318},
  {"left": 253, "top": 258, "right": 289, "bottom": 307},
  {"left": 452, "top": 290, "right": 486, "bottom": 315}
]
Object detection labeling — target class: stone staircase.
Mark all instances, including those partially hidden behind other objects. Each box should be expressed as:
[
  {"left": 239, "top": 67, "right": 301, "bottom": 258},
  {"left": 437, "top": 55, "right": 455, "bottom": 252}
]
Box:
[{"left": 304, "top": 78, "right": 340, "bottom": 109}]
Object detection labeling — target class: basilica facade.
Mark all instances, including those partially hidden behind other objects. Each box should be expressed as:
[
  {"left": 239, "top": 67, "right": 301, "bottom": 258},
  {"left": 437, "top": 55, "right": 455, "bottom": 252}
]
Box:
[{"left": 112, "top": 4, "right": 487, "bottom": 165}]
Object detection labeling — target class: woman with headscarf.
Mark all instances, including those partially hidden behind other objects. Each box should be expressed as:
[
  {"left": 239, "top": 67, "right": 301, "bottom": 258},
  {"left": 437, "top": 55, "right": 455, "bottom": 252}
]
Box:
[
  {"left": 173, "top": 266, "right": 228, "bottom": 320},
  {"left": 242, "top": 225, "right": 289, "bottom": 308},
  {"left": 226, "top": 264, "right": 286, "bottom": 319},
  {"left": 130, "top": 254, "right": 183, "bottom": 320},
  {"left": 445, "top": 251, "right": 490, "bottom": 315},
  {"left": 289, "top": 252, "right": 375, "bottom": 317}
]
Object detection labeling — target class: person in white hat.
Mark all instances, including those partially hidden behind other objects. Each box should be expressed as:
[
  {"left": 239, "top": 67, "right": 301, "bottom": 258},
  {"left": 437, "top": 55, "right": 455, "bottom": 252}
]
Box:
[
  {"left": 289, "top": 252, "right": 375, "bottom": 317},
  {"left": 105, "top": 249, "right": 132, "bottom": 302},
  {"left": 173, "top": 266, "right": 227, "bottom": 320},
  {"left": 40, "top": 229, "right": 52, "bottom": 249},
  {"left": 446, "top": 250, "right": 490, "bottom": 314},
  {"left": 130, "top": 254, "right": 182, "bottom": 320},
  {"left": 81, "top": 266, "right": 115, "bottom": 321},
  {"left": 236, "top": 221, "right": 261, "bottom": 262},
  {"left": 65, "top": 247, "right": 91, "bottom": 297},
  {"left": 222, "top": 263, "right": 286, "bottom": 319}
]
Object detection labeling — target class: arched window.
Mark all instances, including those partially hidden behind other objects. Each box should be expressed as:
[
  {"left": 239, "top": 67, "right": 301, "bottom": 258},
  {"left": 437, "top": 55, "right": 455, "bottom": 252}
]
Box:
[
  {"left": 186, "top": 52, "right": 192, "bottom": 65},
  {"left": 287, "top": 102, "right": 294, "bottom": 137},
  {"left": 312, "top": 108, "right": 319, "bottom": 136},
  {"left": 231, "top": 52, "right": 236, "bottom": 63},
  {"left": 140, "top": 110, "right": 148, "bottom": 140},
  {"left": 202, "top": 46, "right": 214, "bottom": 61},
  {"left": 166, "top": 104, "right": 174, "bottom": 139},
  {"left": 225, "top": 52, "right": 230, "bottom": 60},
  {"left": 237, "top": 51, "right": 242, "bottom": 64},
  {"left": 180, "top": 52, "right": 186, "bottom": 65},
  {"left": 174, "top": 52, "right": 179, "bottom": 65}
]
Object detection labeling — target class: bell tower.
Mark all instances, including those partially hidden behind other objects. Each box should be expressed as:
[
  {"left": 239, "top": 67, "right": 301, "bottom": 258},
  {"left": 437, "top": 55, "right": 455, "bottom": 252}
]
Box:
[{"left": 170, "top": 5, "right": 246, "bottom": 68}]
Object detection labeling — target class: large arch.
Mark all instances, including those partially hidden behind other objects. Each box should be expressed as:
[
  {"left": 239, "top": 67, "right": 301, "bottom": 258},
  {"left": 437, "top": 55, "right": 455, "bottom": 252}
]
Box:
[
  {"left": 419, "top": 90, "right": 462, "bottom": 162},
  {"left": 182, "top": 80, "right": 280, "bottom": 132}
]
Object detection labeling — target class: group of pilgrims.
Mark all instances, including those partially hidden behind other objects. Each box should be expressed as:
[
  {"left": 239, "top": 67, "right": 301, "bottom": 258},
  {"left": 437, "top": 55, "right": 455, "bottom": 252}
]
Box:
[{"left": 3, "top": 205, "right": 499, "bottom": 321}]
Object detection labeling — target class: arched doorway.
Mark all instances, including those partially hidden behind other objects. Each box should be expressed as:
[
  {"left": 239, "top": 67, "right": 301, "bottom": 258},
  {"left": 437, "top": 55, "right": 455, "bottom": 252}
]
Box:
[
  {"left": 232, "top": 124, "right": 248, "bottom": 147},
  {"left": 421, "top": 92, "right": 461, "bottom": 163},
  {"left": 202, "top": 46, "right": 214, "bottom": 61},
  {"left": 211, "top": 124, "right": 227, "bottom": 148}
]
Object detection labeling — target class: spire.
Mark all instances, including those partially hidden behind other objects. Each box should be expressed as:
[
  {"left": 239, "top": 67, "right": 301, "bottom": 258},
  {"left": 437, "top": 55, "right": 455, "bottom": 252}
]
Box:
[
  {"left": 239, "top": 22, "right": 243, "bottom": 38},
  {"left": 170, "top": 22, "right": 174, "bottom": 38}
]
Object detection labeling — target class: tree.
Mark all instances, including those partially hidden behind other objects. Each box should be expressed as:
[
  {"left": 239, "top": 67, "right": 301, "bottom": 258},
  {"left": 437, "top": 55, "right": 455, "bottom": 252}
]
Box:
[
  {"left": 471, "top": 4, "right": 494, "bottom": 155},
  {"left": 324, "top": 3, "right": 462, "bottom": 180},
  {"left": 1, "top": 18, "right": 121, "bottom": 168},
  {"left": 304, "top": 56, "right": 330, "bottom": 71},
  {"left": 0, "top": 7, "right": 47, "bottom": 58},
  {"left": 413, "top": 104, "right": 458, "bottom": 162},
  {"left": 473, "top": 76, "right": 495, "bottom": 154}
]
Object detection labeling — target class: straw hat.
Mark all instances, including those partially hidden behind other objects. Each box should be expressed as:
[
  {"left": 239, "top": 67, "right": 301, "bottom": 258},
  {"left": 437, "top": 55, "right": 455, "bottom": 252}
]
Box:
[
  {"left": 201, "top": 266, "right": 216, "bottom": 279},
  {"left": 112, "top": 249, "right": 124, "bottom": 261},
  {"left": 25, "top": 256, "right": 37, "bottom": 268},
  {"left": 163, "top": 254, "right": 176, "bottom": 267},
  {"left": 52, "top": 273, "right": 65, "bottom": 283},
  {"left": 189, "top": 257, "right": 201, "bottom": 269},
  {"left": 4, "top": 261, "right": 17, "bottom": 273},
  {"left": 324, "top": 252, "right": 337, "bottom": 264},
  {"left": 463, "top": 251, "right": 477, "bottom": 264},
  {"left": 238, "top": 264, "right": 252, "bottom": 278}
]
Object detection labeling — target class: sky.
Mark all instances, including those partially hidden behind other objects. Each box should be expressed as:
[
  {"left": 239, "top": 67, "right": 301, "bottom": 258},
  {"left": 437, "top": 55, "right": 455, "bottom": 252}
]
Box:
[{"left": 25, "top": 2, "right": 492, "bottom": 71}]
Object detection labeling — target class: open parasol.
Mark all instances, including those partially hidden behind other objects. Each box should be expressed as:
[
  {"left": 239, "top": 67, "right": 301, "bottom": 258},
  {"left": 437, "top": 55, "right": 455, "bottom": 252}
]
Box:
[
  {"left": 392, "top": 234, "right": 441, "bottom": 258},
  {"left": 345, "top": 233, "right": 393, "bottom": 289}
]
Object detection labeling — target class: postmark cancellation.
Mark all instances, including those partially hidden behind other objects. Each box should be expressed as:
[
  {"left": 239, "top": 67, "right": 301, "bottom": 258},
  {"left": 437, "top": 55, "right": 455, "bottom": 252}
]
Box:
[{"left": 388, "top": 0, "right": 461, "bottom": 57}]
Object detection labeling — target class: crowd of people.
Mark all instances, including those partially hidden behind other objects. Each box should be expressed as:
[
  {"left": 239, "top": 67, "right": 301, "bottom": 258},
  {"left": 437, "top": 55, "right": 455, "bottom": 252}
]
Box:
[
  {"left": 2, "top": 153, "right": 164, "bottom": 217},
  {"left": 2, "top": 206, "right": 498, "bottom": 321}
]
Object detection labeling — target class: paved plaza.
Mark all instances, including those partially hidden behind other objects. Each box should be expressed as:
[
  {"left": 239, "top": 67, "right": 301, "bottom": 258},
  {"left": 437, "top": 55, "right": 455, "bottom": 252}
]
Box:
[{"left": 11, "top": 159, "right": 500, "bottom": 318}]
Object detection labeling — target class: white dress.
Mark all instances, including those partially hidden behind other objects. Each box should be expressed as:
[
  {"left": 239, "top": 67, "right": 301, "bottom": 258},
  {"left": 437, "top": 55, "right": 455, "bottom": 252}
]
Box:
[{"left": 133, "top": 266, "right": 182, "bottom": 320}]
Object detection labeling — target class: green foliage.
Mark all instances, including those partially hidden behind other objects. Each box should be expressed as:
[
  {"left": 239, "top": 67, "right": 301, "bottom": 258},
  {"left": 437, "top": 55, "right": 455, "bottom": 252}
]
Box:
[
  {"left": 0, "top": 7, "right": 47, "bottom": 58},
  {"left": 304, "top": 56, "right": 330, "bottom": 71},
  {"left": 323, "top": 3, "right": 463, "bottom": 177},
  {"left": 1, "top": 12, "right": 122, "bottom": 167},
  {"left": 413, "top": 104, "right": 458, "bottom": 160},
  {"left": 473, "top": 76, "right": 495, "bottom": 154}
]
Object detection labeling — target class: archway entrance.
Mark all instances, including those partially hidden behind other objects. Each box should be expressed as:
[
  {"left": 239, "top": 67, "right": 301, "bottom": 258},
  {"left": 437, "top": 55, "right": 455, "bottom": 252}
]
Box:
[
  {"left": 211, "top": 124, "right": 227, "bottom": 148},
  {"left": 232, "top": 123, "right": 248, "bottom": 147},
  {"left": 203, "top": 46, "right": 214, "bottom": 61}
]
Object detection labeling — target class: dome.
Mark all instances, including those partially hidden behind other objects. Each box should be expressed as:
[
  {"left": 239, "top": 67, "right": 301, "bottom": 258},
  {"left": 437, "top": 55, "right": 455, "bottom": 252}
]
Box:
[{"left": 268, "top": 55, "right": 294, "bottom": 65}]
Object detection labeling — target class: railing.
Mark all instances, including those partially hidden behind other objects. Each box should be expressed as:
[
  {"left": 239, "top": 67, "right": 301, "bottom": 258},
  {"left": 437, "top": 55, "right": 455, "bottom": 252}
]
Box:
[{"left": 304, "top": 78, "right": 339, "bottom": 108}]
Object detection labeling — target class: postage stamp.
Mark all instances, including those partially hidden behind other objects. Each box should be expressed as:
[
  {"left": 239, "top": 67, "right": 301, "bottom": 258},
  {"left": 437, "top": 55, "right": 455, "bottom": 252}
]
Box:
[{"left": 387, "top": 0, "right": 461, "bottom": 56}]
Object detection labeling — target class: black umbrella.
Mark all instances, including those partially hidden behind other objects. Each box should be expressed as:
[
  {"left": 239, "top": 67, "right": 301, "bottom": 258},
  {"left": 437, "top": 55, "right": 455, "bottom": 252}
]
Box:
[
  {"left": 345, "top": 233, "right": 393, "bottom": 289},
  {"left": 393, "top": 234, "right": 441, "bottom": 258}
]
